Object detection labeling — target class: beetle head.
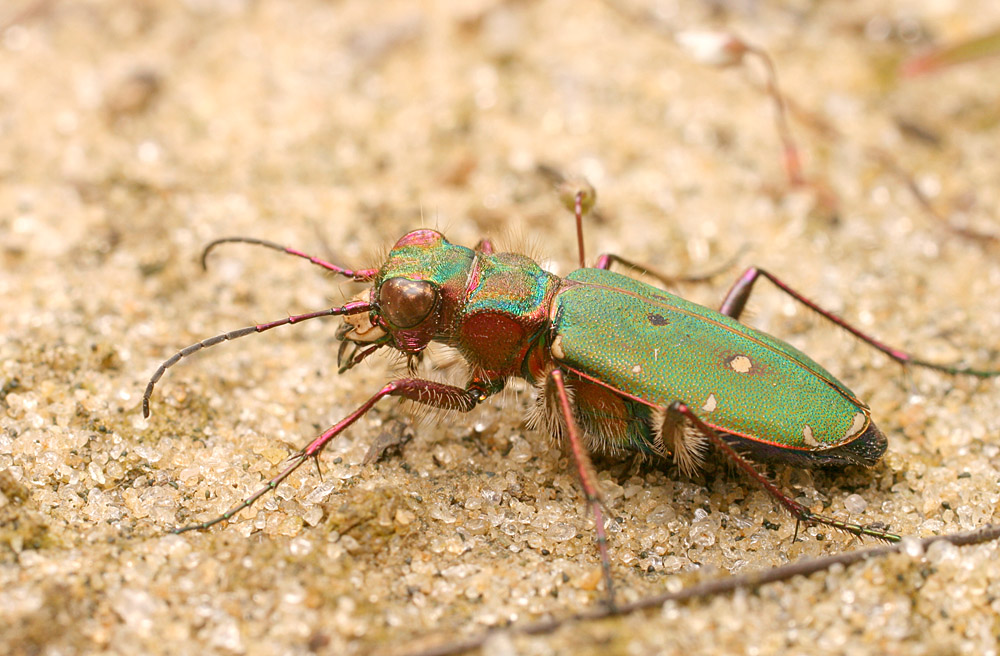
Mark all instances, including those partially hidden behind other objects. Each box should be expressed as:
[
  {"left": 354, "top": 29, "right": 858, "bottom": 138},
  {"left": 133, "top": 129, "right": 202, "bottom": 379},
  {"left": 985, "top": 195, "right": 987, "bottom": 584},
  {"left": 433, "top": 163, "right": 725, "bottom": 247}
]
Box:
[{"left": 337, "top": 229, "right": 474, "bottom": 364}]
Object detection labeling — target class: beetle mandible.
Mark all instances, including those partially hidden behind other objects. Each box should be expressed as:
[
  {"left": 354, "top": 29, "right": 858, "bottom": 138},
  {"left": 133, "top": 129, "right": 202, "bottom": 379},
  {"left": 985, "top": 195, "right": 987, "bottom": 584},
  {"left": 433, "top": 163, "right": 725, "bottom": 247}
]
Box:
[{"left": 143, "top": 182, "right": 999, "bottom": 604}]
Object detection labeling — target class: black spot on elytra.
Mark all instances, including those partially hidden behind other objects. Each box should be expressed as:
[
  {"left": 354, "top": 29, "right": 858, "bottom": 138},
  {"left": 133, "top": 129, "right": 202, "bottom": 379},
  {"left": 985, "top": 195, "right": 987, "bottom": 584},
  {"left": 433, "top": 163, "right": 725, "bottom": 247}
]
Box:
[{"left": 648, "top": 313, "right": 669, "bottom": 326}]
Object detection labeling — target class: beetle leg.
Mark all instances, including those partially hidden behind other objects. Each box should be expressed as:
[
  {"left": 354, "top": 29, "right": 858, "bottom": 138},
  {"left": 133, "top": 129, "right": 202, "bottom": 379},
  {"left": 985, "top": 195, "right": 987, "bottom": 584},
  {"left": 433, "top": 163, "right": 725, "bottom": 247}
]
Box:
[
  {"left": 666, "top": 401, "right": 901, "bottom": 543},
  {"left": 473, "top": 238, "right": 494, "bottom": 254},
  {"left": 171, "top": 378, "right": 486, "bottom": 534},
  {"left": 593, "top": 249, "right": 745, "bottom": 286},
  {"left": 547, "top": 368, "right": 617, "bottom": 609},
  {"left": 720, "top": 266, "right": 1000, "bottom": 377}
]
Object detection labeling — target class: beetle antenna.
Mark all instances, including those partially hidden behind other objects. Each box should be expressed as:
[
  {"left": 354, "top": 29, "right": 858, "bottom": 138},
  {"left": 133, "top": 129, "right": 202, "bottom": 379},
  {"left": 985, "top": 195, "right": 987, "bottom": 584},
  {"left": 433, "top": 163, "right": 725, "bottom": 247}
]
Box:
[
  {"left": 143, "top": 300, "right": 372, "bottom": 418},
  {"left": 201, "top": 236, "right": 377, "bottom": 281}
]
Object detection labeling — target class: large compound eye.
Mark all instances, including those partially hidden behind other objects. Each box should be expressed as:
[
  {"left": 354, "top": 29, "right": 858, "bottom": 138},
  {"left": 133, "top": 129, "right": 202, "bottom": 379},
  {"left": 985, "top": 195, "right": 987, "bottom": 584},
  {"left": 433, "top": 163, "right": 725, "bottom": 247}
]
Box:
[{"left": 379, "top": 277, "right": 437, "bottom": 328}]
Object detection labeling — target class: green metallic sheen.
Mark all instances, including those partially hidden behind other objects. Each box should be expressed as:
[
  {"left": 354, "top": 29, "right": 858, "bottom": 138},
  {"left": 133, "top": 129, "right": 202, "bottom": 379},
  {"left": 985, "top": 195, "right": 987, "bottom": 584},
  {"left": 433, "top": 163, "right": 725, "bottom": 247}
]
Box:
[
  {"left": 378, "top": 230, "right": 474, "bottom": 289},
  {"left": 464, "top": 253, "right": 557, "bottom": 319},
  {"left": 551, "top": 268, "right": 870, "bottom": 451}
]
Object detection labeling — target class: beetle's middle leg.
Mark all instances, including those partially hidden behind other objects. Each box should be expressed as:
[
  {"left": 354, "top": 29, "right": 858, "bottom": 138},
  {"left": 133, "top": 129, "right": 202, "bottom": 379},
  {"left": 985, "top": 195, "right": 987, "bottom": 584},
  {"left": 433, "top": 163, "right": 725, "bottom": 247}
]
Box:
[
  {"left": 546, "top": 368, "right": 617, "bottom": 608},
  {"left": 664, "top": 400, "right": 901, "bottom": 543},
  {"left": 594, "top": 251, "right": 743, "bottom": 286},
  {"left": 719, "top": 266, "right": 1000, "bottom": 377}
]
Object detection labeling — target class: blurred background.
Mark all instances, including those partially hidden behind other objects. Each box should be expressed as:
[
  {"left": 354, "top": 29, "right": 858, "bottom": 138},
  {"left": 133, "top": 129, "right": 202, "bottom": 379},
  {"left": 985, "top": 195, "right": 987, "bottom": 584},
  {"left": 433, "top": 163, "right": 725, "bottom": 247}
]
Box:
[{"left": 2, "top": 1, "right": 1000, "bottom": 655}]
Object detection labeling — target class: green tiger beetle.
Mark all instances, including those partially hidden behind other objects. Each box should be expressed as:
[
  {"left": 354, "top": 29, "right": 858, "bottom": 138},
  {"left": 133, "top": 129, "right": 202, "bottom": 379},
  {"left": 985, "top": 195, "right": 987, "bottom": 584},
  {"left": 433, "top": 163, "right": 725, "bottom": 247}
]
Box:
[{"left": 143, "top": 182, "right": 1000, "bottom": 607}]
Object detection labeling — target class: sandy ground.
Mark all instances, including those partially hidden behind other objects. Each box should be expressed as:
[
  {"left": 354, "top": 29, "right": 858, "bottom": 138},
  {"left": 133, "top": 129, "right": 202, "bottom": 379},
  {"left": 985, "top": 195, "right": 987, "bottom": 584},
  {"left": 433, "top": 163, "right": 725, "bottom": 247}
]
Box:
[{"left": 3, "top": 1, "right": 1000, "bottom": 655}]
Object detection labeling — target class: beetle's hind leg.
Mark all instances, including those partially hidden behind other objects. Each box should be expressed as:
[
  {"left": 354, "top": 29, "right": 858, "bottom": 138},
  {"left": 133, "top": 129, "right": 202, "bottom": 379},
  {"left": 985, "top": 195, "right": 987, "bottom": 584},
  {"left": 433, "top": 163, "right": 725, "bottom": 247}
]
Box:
[
  {"left": 719, "top": 266, "right": 1000, "bottom": 378},
  {"left": 666, "top": 401, "right": 902, "bottom": 544}
]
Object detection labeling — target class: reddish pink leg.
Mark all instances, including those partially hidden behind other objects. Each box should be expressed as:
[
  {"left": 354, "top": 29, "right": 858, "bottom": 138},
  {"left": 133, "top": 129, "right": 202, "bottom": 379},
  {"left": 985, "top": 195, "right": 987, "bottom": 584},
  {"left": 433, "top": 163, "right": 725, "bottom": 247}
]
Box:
[
  {"left": 143, "top": 301, "right": 372, "bottom": 417},
  {"left": 201, "top": 236, "right": 377, "bottom": 281},
  {"left": 594, "top": 248, "right": 744, "bottom": 285},
  {"left": 668, "top": 401, "right": 900, "bottom": 542},
  {"left": 720, "top": 267, "right": 1000, "bottom": 377},
  {"left": 173, "top": 378, "right": 486, "bottom": 533},
  {"left": 473, "top": 238, "right": 495, "bottom": 254},
  {"left": 548, "top": 369, "right": 616, "bottom": 607}
]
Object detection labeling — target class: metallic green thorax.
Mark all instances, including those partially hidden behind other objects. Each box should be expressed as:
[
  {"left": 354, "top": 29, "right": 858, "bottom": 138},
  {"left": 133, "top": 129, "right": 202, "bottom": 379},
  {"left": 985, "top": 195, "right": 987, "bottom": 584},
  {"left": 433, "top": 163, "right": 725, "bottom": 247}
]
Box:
[{"left": 551, "top": 269, "right": 872, "bottom": 452}]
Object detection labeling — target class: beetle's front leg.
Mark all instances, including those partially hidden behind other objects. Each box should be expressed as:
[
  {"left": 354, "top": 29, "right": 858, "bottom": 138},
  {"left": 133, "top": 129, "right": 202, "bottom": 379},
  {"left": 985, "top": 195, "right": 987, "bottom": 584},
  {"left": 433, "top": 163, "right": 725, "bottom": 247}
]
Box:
[
  {"left": 665, "top": 401, "right": 901, "bottom": 543},
  {"left": 719, "top": 266, "right": 1000, "bottom": 377},
  {"left": 172, "top": 378, "right": 490, "bottom": 534}
]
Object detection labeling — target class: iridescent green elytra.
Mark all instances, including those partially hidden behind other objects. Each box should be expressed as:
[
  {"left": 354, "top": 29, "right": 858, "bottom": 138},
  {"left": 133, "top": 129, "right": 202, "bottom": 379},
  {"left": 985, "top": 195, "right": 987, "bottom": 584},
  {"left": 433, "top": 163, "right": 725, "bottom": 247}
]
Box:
[{"left": 551, "top": 268, "right": 884, "bottom": 469}]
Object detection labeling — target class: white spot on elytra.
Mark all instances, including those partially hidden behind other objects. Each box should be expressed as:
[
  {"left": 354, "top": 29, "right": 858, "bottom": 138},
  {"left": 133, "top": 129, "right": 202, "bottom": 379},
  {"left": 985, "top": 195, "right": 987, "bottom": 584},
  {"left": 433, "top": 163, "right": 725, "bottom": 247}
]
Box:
[
  {"left": 631, "top": 364, "right": 642, "bottom": 374},
  {"left": 701, "top": 393, "right": 717, "bottom": 413},
  {"left": 728, "top": 355, "right": 753, "bottom": 373},
  {"left": 802, "top": 424, "right": 819, "bottom": 447},
  {"left": 845, "top": 412, "right": 867, "bottom": 440},
  {"left": 551, "top": 335, "right": 565, "bottom": 359}
]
